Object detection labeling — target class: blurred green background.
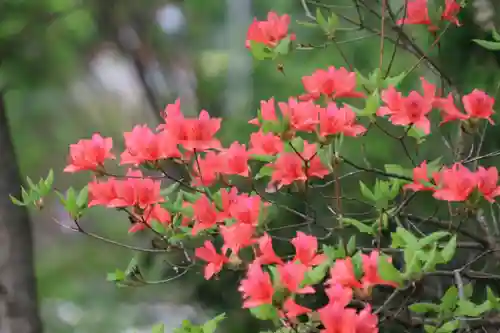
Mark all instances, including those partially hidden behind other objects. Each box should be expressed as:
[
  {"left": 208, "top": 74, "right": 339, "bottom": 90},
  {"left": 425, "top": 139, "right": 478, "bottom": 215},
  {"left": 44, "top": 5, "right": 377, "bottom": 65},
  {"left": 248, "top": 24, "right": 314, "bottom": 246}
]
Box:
[{"left": 3, "top": 0, "right": 500, "bottom": 332}]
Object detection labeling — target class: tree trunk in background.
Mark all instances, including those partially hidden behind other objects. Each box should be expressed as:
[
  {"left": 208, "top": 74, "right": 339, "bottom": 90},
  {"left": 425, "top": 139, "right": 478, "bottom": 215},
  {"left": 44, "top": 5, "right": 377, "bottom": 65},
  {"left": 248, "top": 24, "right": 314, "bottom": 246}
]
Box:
[{"left": 0, "top": 91, "right": 42, "bottom": 333}]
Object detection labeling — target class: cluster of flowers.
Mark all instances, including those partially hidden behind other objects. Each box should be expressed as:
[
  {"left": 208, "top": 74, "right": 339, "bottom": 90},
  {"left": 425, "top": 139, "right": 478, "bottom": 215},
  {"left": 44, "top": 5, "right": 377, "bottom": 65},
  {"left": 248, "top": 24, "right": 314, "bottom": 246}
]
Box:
[
  {"left": 406, "top": 162, "right": 500, "bottom": 202},
  {"left": 379, "top": 79, "right": 494, "bottom": 134},
  {"left": 221, "top": 231, "right": 395, "bottom": 332},
  {"left": 59, "top": 6, "right": 499, "bottom": 333},
  {"left": 398, "top": 0, "right": 462, "bottom": 30}
]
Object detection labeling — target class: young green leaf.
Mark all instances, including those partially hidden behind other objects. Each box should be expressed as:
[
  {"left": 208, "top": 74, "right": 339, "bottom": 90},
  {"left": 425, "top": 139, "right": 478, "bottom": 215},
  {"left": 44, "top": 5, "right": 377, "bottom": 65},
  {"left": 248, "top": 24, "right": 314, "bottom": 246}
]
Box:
[
  {"left": 160, "top": 182, "right": 180, "bottom": 197},
  {"left": 359, "top": 181, "right": 376, "bottom": 202},
  {"left": 341, "top": 217, "right": 374, "bottom": 235},
  {"left": 250, "top": 304, "right": 279, "bottom": 320},
  {"left": 107, "top": 269, "right": 126, "bottom": 282},
  {"left": 360, "top": 90, "right": 380, "bottom": 117},
  {"left": 274, "top": 36, "right": 292, "bottom": 56},
  {"left": 296, "top": 20, "right": 318, "bottom": 28},
  {"left": 249, "top": 41, "right": 273, "bottom": 60},
  {"left": 492, "top": 27, "right": 500, "bottom": 41},
  {"left": 202, "top": 313, "right": 226, "bottom": 333},
  {"left": 10, "top": 194, "right": 27, "bottom": 206},
  {"left": 422, "top": 244, "right": 438, "bottom": 272},
  {"left": 315, "top": 8, "right": 328, "bottom": 32},
  {"left": 409, "top": 302, "right": 440, "bottom": 314},
  {"left": 440, "top": 235, "right": 457, "bottom": 263},
  {"left": 251, "top": 154, "right": 275, "bottom": 163},
  {"left": 76, "top": 186, "right": 89, "bottom": 208},
  {"left": 255, "top": 165, "right": 274, "bottom": 180},
  {"left": 384, "top": 71, "right": 407, "bottom": 89},
  {"left": 378, "top": 255, "right": 403, "bottom": 285},
  {"left": 418, "top": 231, "right": 450, "bottom": 248},
  {"left": 304, "top": 261, "right": 330, "bottom": 285},
  {"left": 151, "top": 220, "right": 167, "bottom": 234},
  {"left": 472, "top": 39, "right": 500, "bottom": 51},
  {"left": 395, "top": 227, "right": 420, "bottom": 250},
  {"left": 346, "top": 235, "right": 356, "bottom": 255},
  {"left": 435, "top": 320, "right": 459, "bottom": 333},
  {"left": 440, "top": 285, "right": 459, "bottom": 312},
  {"left": 487, "top": 286, "right": 500, "bottom": 309},
  {"left": 152, "top": 323, "right": 165, "bottom": 333}
]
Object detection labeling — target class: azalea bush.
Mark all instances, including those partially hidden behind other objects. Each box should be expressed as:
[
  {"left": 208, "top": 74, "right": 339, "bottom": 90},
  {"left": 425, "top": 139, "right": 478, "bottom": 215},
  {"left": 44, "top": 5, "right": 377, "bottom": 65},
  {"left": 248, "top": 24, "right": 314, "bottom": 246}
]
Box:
[{"left": 13, "top": 0, "right": 500, "bottom": 332}]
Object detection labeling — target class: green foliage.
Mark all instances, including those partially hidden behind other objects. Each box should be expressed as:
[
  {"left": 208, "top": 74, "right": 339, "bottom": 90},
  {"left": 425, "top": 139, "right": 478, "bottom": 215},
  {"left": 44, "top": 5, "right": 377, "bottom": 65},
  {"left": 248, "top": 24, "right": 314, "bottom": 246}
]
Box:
[
  {"left": 249, "top": 304, "right": 279, "bottom": 321},
  {"left": 55, "top": 186, "right": 88, "bottom": 219},
  {"left": 377, "top": 254, "right": 403, "bottom": 285},
  {"left": 171, "top": 314, "right": 225, "bottom": 333},
  {"left": 152, "top": 323, "right": 165, "bottom": 333},
  {"left": 391, "top": 228, "right": 457, "bottom": 279},
  {"left": 315, "top": 8, "right": 338, "bottom": 38},
  {"left": 472, "top": 39, "right": 500, "bottom": 51},
  {"left": 10, "top": 169, "right": 53, "bottom": 207}
]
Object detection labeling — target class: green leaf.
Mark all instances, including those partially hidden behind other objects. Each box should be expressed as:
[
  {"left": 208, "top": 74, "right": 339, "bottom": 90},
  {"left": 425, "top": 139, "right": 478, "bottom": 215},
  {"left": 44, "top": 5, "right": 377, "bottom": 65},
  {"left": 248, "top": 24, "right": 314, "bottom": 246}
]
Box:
[
  {"left": 160, "top": 182, "right": 180, "bottom": 197},
  {"left": 45, "top": 169, "right": 54, "bottom": 190},
  {"left": 304, "top": 261, "right": 330, "bottom": 285},
  {"left": 152, "top": 323, "right": 165, "bottom": 333},
  {"left": 378, "top": 255, "right": 402, "bottom": 285},
  {"left": 335, "top": 239, "right": 346, "bottom": 258},
  {"left": 316, "top": 8, "right": 328, "bottom": 31},
  {"left": 407, "top": 126, "right": 427, "bottom": 143},
  {"left": 419, "top": 231, "right": 450, "bottom": 248},
  {"left": 347, "top": 235, "right": 356, "bottom": 255},
  {"left": 341, "top": 217, "right": 374, "bottom": 235},
  {"left": 274, "top": 36, "right": 291, "bottom": 56},
  {"left": 351, "top": 251, "right": 364, "bottom": 279},
  {"left": 64, "top": 187, "right": 79, "bottom": 217},
  {"left": 440, "top": 286, "right": 459, "bottom": 312},
  {"left": 463, "top": 283, "right": 473, "bottom": 299},
  {"left": 26, "top": 176, "right": 37, "bottom": 191},
  {"left": 255, "top": 165, "right": 274, "bottom": 180},
  {"left": 76, "top": 186, "right": 89, "bottom": 208},
  {"left": 487, "top": 287, "right": 500, "bottom": 309},
  {"left": 368, "top": 68, "right": 383, "bottom": 87},
  {"left": 360, "top": 90, "right": 380, "bottom": 117},
  {"left": 326, "top": 12, "right": 339, "bottom": 35},
  {"left": 384, "top": 164, "right": 411, "bottom": 178},
  {"left": 356, "top": 70, "right": 376, "bottom": 92},
  {"left": 403, "top": 249, "right": 423, "bottom": 278},
  {"left": 359, "top": 181, "right": 376, "bottom": 202},
  {"left": 151, "top": 220, "right": 167, "bottom": 234},
  {"left": 409, "top": 302, "right": 440, "bottom": 313},
  {"left": 384, "top": 71, "right": 407, "bottom": 88},
  {"left": 317, "top": 144, "right": 334, "bottom": 171},
  {"left": 107, "top": 269, "right": 126, "bottom": 282},
  {"left": 296, "top": 20, "right": 318, "bottom": 28},
  {"left": 249, "top": 41, "right": 273, "bottom": 60},
  {"left": 455, "top": 299, "right": 490, "bottom": 317},
  {"left": 492, "top": 27, "right": 500, "bottom": 41},
  {"left": 322, "top": 245, "right": 337, "bottom": 261},
  {"left": 422, "top": 244, "right": 438, "bottom": 272},
  {"left": 251, "top": 154, "right": 276, "bottom": 162},
  {"left": 435, "top": 320, "right": 459, "bottom": 333},
  {"left": 202, "top": 313, "right": 226, "bottom": 333},
  {"left": 424, "top": 325, "right": 436, "bottom": 333},
  {"left": 183, "top": 191, "right": 201, "bottom": 203},
  {"left": 174, "top": 320, "right": 203, "bottom": 333},
  {"left": 10, "top": 194, "right": 26, "bottom": 206},
  {"left": 472, "top": 39, "right": 500, "bottom": 51},
  {"left": 289, "top": 137, "right": 305, "bottom": 154},
  {"left": 396, "top": 227, "right": 420, "bottom": 250},
  {"left": 250, "top": 304, "right": 279, "bottom": 320},
  {"left": 440, "top": 235, "right": 457, "bottom": 263}
]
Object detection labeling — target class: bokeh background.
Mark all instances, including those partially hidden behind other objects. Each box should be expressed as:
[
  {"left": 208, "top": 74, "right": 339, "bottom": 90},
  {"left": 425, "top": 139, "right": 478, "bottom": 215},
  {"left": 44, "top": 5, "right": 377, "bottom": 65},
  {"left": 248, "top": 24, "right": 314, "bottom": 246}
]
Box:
[{"left": 3, "top": 0, "right": 500, "bottom": 332}]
